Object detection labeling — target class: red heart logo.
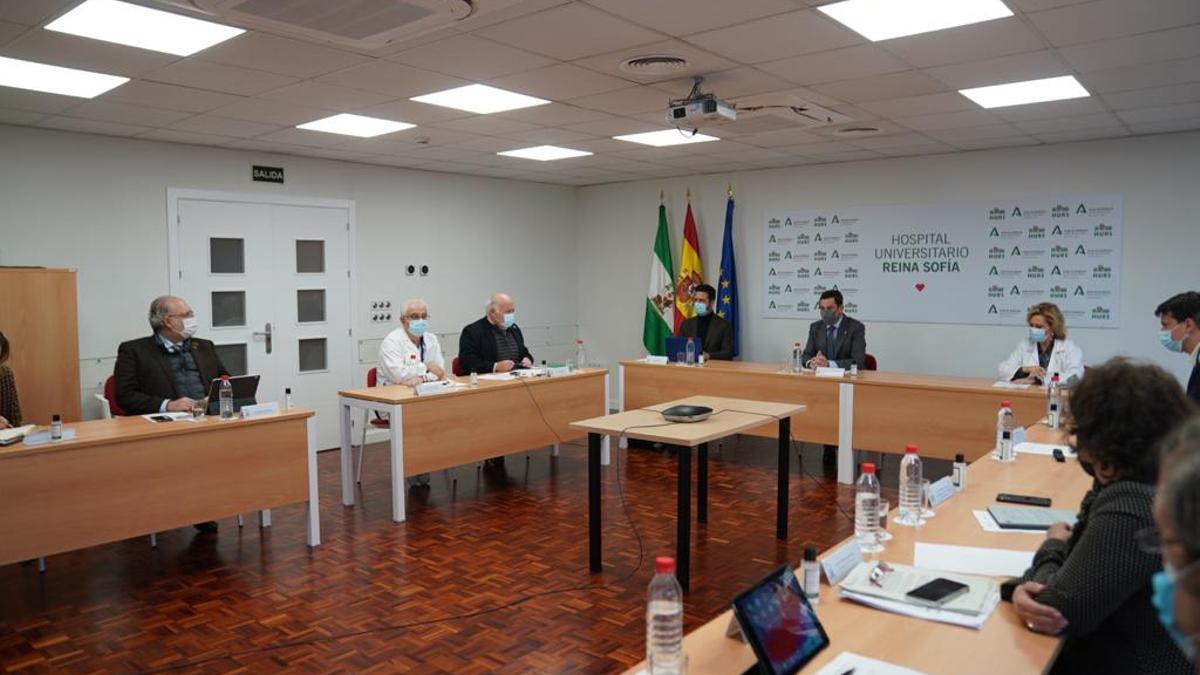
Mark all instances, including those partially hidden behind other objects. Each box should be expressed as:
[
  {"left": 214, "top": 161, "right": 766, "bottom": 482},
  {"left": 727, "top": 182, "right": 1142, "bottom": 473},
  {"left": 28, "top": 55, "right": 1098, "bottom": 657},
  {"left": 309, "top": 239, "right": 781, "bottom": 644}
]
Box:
[{"left": 915, "top": 283, "right": 926, "bottom": 292}]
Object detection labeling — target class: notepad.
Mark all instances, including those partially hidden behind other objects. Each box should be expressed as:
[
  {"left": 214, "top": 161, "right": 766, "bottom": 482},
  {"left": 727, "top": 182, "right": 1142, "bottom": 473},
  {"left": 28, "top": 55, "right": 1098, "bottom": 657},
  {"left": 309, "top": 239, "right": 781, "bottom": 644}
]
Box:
[{"left": 987, "top": 505, "right": 1077, "bottom": 531}]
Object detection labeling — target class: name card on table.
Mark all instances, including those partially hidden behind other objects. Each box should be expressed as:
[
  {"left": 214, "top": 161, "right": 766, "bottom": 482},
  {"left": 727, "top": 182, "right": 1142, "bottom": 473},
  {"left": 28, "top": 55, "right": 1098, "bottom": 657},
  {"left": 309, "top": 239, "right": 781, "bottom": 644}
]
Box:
[
  {"left": 822, "top": 540, "right": 864, "bottom": 586},
  {"left": 644, "top": 355, "right": 669, "bottom": 365},
  {"left": 547, "top": 366, "right": 572, "bottom": 377},
  {"left": 815, "top": 366, "right": 846, "bottom": 378},
  {"left": 240, "top": 401, "right": 280, "bottom": 418},
  {"left": 414, "top": 380, "right": 462, "bottom": 396},
  {"left": 927, "top": 476, "right": 958, "bottom": 508}
]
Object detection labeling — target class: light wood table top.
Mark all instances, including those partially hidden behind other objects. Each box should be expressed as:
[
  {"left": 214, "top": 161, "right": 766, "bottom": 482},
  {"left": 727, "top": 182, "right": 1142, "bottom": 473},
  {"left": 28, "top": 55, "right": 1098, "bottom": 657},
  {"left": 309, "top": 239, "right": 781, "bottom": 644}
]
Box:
[
  {"left": 620, "top": 359, "right": 1048, "bottom": 400},
  {"left": 571, "top": 395, "right": 805, "bottom": 446},
  {"left": 338, "top": 368, "right": 607, "bottom": 405},
  {"left": 627, "top": 423, "right": 1086, "bottom": 674}
]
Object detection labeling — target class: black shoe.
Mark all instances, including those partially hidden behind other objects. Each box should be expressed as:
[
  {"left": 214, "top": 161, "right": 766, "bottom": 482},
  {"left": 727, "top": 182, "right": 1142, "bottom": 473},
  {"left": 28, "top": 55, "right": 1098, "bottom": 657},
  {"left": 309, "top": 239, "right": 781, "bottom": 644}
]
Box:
[{"left": 192, "top": 521, "right": 219, "bottom": 534}]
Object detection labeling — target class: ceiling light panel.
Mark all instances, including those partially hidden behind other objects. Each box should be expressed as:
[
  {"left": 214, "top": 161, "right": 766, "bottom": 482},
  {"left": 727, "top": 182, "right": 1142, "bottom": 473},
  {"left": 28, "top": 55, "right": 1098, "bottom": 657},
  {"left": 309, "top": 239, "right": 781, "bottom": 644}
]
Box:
[
  {"left": 410, "top": 84, "right": 550, "bottom": 114},
  {"left": 297, "top": 113, "right": 415, "bottom": 137},
  {"left": 46, "top": 0, "right": 244, "bottom": 57},
  {"left": 497, "top": 145, "right": 593, "bottom": 161},
  {"left": 613, "top": 130, "right": 720, "bottom": 147},
  {"left": 959, "top": 75, "right": 1090, "bottom": 109},
  {"left": 0, "top": 56, "right": 128, "bottom": 98},
  {"left": 818, "top": 0, "right": 1013, "bottom": 42}
]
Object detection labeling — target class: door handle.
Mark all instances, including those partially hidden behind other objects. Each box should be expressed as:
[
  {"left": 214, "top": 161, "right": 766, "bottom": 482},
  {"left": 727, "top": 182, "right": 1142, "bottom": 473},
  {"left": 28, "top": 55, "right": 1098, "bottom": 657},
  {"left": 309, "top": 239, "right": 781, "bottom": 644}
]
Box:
[{"left": 252, "top": 322, "right": 272, "bottom": 354}]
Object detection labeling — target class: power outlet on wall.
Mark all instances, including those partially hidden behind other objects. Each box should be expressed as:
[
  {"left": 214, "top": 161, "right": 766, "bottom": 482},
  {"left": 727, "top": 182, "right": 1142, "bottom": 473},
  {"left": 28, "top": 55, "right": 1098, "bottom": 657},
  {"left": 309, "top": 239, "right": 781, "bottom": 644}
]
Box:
[{"left": 369, "top": 299, "right": 393, "bottom": 324}]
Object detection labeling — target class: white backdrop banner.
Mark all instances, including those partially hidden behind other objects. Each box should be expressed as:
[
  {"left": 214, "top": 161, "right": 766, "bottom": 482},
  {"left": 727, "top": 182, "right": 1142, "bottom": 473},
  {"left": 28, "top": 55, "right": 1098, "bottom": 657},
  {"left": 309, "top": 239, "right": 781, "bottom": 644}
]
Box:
[{"left": 762, "top": 194, "right": 1123, "bottom": 328}]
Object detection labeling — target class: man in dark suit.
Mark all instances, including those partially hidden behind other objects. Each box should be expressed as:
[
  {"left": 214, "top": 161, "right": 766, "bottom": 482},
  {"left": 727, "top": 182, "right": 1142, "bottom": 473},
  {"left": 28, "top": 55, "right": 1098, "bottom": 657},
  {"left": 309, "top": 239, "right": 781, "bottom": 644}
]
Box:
[
  {"left": 801, "top": 289, "right": 867, "bottom": 370},
  {"left": 677, "top": 283, "right": 734, "bottom": 360},
  {"left": 1154, "top": 291, "right": 1200, "bottom": 403},
  {"left": 115, "top": 295, "right": 228, "bottom": 533},
  {"left": 458, "top": 292, "right": 534, "bottom": 375}
]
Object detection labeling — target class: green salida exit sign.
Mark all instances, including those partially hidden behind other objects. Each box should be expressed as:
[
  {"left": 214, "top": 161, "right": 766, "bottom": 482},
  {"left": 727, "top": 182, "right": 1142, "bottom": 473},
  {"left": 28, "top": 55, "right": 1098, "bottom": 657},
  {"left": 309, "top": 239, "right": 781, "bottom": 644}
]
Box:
[{"left": 252, "top": 165, "right": 284, "bottom": 183}]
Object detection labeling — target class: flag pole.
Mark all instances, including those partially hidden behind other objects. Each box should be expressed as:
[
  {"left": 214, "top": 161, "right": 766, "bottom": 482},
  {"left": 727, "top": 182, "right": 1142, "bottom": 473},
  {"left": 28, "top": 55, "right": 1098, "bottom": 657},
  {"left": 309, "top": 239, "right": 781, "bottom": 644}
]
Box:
[{"left": 728, "top": 184, "right": 733, "bottom": 198}]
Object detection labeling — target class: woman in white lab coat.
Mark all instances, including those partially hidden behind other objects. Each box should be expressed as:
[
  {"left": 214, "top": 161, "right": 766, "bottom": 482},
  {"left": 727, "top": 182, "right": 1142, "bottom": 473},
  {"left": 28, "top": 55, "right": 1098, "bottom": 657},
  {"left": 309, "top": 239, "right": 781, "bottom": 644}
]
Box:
[{"left": 997, "top": 302, "right": 1085, "bottom": 386}]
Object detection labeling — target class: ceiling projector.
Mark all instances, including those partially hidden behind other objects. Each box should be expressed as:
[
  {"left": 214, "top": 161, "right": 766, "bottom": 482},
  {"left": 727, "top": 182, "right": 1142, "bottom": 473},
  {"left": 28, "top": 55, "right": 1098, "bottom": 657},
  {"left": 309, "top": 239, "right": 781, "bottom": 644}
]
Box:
[{"left": 666, "top": 94, "right": 736, "bottom": 127}]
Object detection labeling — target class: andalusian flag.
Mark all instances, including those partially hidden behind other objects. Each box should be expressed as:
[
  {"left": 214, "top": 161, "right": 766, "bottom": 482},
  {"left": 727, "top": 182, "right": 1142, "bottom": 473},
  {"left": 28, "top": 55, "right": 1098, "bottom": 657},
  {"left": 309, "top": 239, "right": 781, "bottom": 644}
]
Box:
[
  {"left": 643, "top": 204, "right": 675, "bottom": 355},
  {"left": 674, "top": 201, "right": 703, "bottom": 333}
]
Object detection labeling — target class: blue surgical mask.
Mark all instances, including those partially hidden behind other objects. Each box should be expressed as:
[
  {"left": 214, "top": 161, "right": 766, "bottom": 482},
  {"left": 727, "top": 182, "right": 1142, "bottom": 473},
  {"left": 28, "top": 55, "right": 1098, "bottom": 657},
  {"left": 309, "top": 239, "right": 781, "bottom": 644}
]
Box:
[
  {"left": 502, "top": 312, "right": 516, "bottom": 329},
  {"left": 694, "top": 301, "right": 709, "bottom": 316},
  {"left": 1152, "top": 565, "right": 1199, "bottom": 662},
  {"left": 1029, "top": 327, "right": 1047, "bottom": 343},
  {"left": 1160, "top": 328, "right": 1184, "bottom": 353},
  {"left": 408, "top": 319, "right": 428, "bottom": 336}
]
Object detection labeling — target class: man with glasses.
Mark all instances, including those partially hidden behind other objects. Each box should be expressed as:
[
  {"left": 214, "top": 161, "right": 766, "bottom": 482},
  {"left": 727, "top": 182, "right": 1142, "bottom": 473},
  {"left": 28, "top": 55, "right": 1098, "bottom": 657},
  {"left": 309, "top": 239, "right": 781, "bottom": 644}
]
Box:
[
  {"left": 377, "top": 299, "right": 445, "bottom": 487},
  {"left": 114, "top": 295, "right": 229, "bottom": 533}
]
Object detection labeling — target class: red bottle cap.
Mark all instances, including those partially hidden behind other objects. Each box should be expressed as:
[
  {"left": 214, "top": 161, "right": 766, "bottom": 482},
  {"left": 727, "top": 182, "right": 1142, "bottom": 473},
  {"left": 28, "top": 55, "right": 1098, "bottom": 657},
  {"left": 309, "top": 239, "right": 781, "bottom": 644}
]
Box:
[
  {"left": 655, "top": 556, "right": 676, "bottom": 574},
  {"left": 861, "top": 462, "right": 876, "bottom": 474},
  {"left": 1051, "top": 373, "right": 1059, "bottom": 381},
  {"left": 905, "top": 444, "right": 918, "bottom": 454},
  {"left": 1000, "top": 400, "right": 1011, "bottom": 408}
]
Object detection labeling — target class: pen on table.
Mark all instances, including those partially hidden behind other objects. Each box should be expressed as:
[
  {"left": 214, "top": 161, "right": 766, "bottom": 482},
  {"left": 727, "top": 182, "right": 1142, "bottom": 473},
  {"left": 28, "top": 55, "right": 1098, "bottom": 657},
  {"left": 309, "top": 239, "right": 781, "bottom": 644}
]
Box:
[{"left": 837, "top": 669, "right": 855, "bottom": 675}]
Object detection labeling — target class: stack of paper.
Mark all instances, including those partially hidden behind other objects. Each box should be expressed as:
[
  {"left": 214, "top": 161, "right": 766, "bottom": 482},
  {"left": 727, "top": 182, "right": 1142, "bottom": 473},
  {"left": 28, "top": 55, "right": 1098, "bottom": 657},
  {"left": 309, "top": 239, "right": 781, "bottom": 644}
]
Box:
[
  {"left": 0, "top": 423, "right": 37, "bottom": 445},
  {"left": 1015, "top": 441, "right": 1072, "bottom": 457},
  {"left": 838, "top": 561, "right": 1000, "bottom": 629},
  {"left": 816, "top": 652, "right": 929, "bottom": 675}
]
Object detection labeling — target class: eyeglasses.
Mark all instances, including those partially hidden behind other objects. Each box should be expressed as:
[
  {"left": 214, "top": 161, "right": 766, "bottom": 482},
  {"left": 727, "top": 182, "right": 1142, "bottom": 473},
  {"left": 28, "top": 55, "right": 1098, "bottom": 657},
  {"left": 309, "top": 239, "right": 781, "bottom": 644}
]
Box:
[{"left": 405, "top": 314, "right": 429, "bottom": 320}]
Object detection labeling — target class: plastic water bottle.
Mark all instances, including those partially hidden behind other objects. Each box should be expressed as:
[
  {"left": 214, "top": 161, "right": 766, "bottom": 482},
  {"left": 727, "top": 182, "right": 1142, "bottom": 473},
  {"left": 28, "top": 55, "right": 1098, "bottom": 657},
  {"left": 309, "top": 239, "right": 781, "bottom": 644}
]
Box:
[
  {"left": 897, "top": 444, "right": 924, "bottom": 527},
  {"left": 994, "top": 400, "right": 1016, "bottom": 462},
  {"left": 792, "top": 341, "right": 803, "bottom": 373},
  {"left": 685, "top": 338, "right": 696, "bottom": 366},
  {"left": 855, "top": 463, "right": 883, "bottom": 553},
  {"left": 646, "top": 556, "right": 684, "bottom": 674},
  {"left": 219, "top": 375, "right": 234, "bottom": 420},
  {"left": 574, "top": 339, "right": 586, "bottom": 370},
  {"left": 1046, "top": 374, "right": 1062, "bottom": 429}
]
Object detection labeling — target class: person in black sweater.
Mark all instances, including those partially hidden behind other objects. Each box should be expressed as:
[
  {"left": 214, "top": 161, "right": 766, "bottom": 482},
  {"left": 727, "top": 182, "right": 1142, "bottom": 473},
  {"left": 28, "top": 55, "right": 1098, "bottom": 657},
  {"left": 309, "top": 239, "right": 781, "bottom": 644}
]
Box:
[
  {"left": 1155, "top": 291, "right": 1200, "bottom": 403},
  {"left": 1011, "top": 358, "right": 1193, "bottom": 674},
  {"left": 676, "top": 284, "right": 733, "bottom": 360},
  {"left": 457, "top": 292, "right": 533, "bottom": 376}
]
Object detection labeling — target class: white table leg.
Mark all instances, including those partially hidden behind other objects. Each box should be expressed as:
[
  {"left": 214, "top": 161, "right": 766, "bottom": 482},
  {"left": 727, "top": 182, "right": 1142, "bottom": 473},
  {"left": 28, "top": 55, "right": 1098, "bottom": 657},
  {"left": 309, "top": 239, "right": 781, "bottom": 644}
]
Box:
[
  {"left": 837, "top": 382, "right": 855, "bottom": 485},
  {"left": 601, "top": 371, "right": 612, "bottom": 465},
  {"left": 390, "top": 403, "right": 406, "bottom": 523},
  {"left": 259, "top": 509, "right": 272, "bottom": 528},
  {"left": 550, "top": 443, "right": 560, "bottom": 456},
  {"left": 340, "top": 398, "right": 355, "bottom": 506},
  {"left": 617, "top": 365, "right": 628, "bottom": 449},
  {"left": 306, "top": 415, "right": 321, "bottom": 547}
]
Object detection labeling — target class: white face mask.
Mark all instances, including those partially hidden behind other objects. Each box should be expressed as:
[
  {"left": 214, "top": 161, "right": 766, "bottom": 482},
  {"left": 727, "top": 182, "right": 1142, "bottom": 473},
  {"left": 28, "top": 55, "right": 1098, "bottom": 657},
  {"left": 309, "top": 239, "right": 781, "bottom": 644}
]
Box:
[{"left": 179, "top": 316, "right": 199, "bottom": 340}]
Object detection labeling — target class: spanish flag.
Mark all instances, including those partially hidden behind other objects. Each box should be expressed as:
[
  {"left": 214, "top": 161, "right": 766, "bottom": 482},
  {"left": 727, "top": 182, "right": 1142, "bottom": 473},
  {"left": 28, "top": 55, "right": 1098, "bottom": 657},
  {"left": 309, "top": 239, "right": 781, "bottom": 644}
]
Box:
[{"left": 674, "top": 201, "right": 702, "bottom": 333}]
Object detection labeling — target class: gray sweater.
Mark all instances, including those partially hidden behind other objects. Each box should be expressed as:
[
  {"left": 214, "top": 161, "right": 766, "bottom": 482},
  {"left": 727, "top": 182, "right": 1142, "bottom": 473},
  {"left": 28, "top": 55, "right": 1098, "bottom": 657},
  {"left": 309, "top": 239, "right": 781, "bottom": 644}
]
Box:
[{"left": 1018, "top": 480, "right": 1192, "bottom": 674}]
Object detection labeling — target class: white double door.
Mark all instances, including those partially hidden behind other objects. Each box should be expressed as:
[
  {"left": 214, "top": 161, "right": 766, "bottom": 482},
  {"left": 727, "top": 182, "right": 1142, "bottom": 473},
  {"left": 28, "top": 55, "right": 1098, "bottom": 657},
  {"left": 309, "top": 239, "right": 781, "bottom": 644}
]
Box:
[{"left": 170, "top": 191, "right": 353, "bottom": 450}]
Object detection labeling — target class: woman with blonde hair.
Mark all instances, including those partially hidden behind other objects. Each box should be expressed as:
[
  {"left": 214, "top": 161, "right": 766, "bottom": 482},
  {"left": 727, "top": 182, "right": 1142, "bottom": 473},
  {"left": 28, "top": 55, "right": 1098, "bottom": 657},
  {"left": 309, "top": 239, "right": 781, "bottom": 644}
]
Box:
[{"left": 998, "top": 302, "right": 1085, "bottom": 386}]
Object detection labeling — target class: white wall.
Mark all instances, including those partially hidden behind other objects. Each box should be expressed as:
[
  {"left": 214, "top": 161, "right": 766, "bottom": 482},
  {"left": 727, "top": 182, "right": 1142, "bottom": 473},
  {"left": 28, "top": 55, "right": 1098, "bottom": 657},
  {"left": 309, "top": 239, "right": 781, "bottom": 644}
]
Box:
[
  {"left": 0, "top": 124, "right": 578, "bottom": 417},
  {"left": 576, "top": 131, "right": 1200, "bottom": 396}
]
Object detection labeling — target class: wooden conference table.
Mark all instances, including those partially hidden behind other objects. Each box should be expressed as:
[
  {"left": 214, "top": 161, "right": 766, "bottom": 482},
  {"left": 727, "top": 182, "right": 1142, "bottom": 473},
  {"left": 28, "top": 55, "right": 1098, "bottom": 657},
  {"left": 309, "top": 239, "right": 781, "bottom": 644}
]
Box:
[
  {"left": 621, "top": 360, "right": 1049, "bottom": 483},
  {"left": 338, "top": 368, "right": 610, "bottom": 522},
  {"left": 0, "top": 410, "right": 321, "bottom": 566},
  {"left": 627, "top": 424, "right": 1089, "bottom": 675},
  {"left": 572, "top": 395, "right": 805, "bottom": 592}
]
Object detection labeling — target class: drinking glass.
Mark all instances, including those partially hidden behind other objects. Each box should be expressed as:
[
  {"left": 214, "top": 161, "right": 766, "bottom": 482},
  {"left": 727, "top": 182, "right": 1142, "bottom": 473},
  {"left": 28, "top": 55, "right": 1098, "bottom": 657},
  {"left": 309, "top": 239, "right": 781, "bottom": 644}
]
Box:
[
  {"left": 676, "top": 352, "right": 686, "bottom": 366},
  {"left": 190, "top": 397, "right": 208, "bottom": 419},
  {"left": 877, "top": 499, "right": 893, "bottom": 542}
]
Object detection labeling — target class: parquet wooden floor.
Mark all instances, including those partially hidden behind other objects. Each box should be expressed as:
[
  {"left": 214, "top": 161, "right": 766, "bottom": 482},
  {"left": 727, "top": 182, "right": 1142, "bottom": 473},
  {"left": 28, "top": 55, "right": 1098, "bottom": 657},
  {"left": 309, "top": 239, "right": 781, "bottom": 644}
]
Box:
[{"left": 1, "top": 437, "right": 910, "bottom": 674}]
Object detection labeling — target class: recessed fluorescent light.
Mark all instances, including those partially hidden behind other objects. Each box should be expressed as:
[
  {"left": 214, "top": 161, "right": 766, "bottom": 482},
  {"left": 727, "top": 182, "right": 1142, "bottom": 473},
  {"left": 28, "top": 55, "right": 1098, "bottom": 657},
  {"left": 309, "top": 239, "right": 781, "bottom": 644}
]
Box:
[
  {"left": 959, "top": 75, "right": 1090, "bottom": 109},
  {"left": 297, "top": 114, "right": 415, "bottom": 138},
  {"left": 497, "top": 145, "right": 593, "bottom": 161},
  {"left": 46, "top": 0, "right": 243, "bottom": 57},
  {"left": 410, "top": 84, "right": 550, "bottom": 114},
  {"left": 613, "top": 130, "right": 720, "bottom": 147},
  {"left": 818, "top": 0, "right": 1013, "bottom": 42},
  {"left": 0, "top": 56, "right": 128, "bottom": 98}
]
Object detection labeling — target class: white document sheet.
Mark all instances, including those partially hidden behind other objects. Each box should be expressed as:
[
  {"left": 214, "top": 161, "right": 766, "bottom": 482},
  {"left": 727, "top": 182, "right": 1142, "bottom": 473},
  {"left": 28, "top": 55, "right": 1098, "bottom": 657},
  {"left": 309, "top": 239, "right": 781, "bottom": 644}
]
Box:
[
  {"left": 839, "top": 587, "right": 1000, "bottom": 630},
  {"left": 972, "top": 510, "right": 1043, "bottom": 535},
  {"left": 476, "top": 373, "right": 516, "bottom": 381},
  {"left": 913, "top": 543, "right": 1032, "bottom": 578},
  {"left": 816, "top": 652, "right": 929, "bottom": 675},
  {"left": 992, "top": 381, "right": 1032, "bottom": 389}
]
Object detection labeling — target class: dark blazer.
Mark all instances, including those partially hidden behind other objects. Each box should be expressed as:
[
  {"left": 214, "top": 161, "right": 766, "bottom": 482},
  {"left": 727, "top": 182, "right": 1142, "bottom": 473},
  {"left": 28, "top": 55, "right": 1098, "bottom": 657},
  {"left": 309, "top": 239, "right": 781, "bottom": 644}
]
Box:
[
  {"left": 113, "top": 335, "right": 228, "bottom": 415},
  {"left": 678, "top": 314, "right": 734, "bottom": 360},
  {"left": 800, "top": 315, "right": 866, "bottom": 369},
  {"left": 457, "top": 317, "right": 533, "bottom": 375},
  {"left": 1016, "top": 481, "right": 1192, "bottom": 675},
  {"left": 1188, "top": 360, "right": 1199, "bottom": 403}
]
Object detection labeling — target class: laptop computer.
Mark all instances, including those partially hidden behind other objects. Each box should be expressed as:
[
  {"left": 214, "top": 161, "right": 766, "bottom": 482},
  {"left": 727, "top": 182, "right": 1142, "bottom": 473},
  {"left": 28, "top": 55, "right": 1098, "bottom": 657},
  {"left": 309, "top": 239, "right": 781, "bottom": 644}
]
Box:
[
  {"left": 204, "top": 374, "right": 260, "bottom": 414},
  {"left": 665, "top": 336, "right": 701, "bottom": 362}
]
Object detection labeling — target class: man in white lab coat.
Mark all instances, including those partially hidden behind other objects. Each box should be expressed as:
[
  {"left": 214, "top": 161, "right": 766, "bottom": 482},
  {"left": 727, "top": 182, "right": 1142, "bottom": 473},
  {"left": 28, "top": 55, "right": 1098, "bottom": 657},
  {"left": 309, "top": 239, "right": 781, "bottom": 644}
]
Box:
[{"left": 377, "top": 299, "right": 445, "bottom": 487}]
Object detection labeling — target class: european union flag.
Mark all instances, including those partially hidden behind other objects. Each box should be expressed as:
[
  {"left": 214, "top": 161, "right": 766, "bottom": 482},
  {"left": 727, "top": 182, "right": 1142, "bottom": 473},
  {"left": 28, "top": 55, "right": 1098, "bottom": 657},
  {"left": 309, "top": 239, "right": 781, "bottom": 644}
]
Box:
[{"left": 717, "top": 193, "right": 739, "bottom": 357}]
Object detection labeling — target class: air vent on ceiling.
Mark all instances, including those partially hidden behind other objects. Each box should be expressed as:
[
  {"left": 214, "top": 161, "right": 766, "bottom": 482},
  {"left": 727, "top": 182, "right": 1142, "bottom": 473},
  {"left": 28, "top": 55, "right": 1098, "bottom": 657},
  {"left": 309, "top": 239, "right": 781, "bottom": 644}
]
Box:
[
  {"left": 620, "top": 55, "right": 690, "bottom": 76},
  {"left": 170, "top": 0, "right": 517, "bottom": 50}
]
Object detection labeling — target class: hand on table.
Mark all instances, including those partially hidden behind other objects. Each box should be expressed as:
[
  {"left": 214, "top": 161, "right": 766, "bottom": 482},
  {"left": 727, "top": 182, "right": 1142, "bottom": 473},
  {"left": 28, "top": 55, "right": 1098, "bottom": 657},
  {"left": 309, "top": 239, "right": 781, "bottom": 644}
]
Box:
[
  {"left": 0, "top": 415, "right": 10, "bottom": 429},
  {"left": 1014, "top": 582, "right": 1068, "bottom": 635},
  {"left": 1022, "top": 365, "right": 1046, "bottom": 380},
  {"left": 425, "top": 363, "right": 445, "bottom": 380},
  {"left": 810, "top": 352, "right": 829, "bottom": 368},
  {"left": 1046, "top": 522, "right": 1073, "bottom": 542},
  {"left": 494, "top": 360, "right": 515, "bottom": 373},
  {"left": 166, "top": 397, "right": 196, "bottom": 413},
  {"left": 520, "top": 357, "right": 533, "bottom": 368}
]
